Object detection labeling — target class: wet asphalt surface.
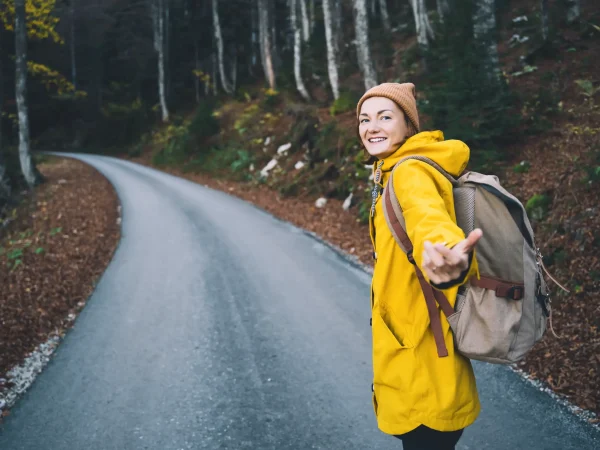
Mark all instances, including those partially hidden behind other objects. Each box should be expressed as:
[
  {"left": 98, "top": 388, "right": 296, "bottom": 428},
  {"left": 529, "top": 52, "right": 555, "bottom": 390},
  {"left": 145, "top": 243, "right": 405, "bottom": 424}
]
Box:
[{"left": 0, "top": 154, "right": 598, "bottom": 450}]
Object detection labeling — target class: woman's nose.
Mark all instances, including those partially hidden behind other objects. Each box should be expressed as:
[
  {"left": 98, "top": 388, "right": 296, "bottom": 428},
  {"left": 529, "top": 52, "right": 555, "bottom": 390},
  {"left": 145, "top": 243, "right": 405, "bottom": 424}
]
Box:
[{"left": 368, "top": 121, "right": 381, "bottom": 132}]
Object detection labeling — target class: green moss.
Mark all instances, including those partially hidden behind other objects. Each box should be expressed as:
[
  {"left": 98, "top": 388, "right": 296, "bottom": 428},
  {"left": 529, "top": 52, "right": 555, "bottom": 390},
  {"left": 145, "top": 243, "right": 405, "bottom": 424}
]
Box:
[
  {"left": 330, "top": 91, "right": 359, "bottom": 116},
  {"left": 512, "top": 160, "right": 531, "bottom": 173},
  {"left": 525, "top": 194, "right": 551, "bottom": 221}
]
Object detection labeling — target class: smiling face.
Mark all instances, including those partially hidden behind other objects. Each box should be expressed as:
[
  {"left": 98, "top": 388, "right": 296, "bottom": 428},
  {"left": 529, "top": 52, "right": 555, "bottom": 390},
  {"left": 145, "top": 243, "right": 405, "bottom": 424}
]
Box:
[{"left": 358, "top": 97, "right": 409, "bottom": 160}]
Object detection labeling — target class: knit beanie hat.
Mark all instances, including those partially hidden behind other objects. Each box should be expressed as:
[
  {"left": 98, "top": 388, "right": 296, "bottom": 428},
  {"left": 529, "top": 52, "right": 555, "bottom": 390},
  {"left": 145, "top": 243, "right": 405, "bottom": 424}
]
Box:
[{"left": 356, "top": 83, "right": 420, "bottom": 137}]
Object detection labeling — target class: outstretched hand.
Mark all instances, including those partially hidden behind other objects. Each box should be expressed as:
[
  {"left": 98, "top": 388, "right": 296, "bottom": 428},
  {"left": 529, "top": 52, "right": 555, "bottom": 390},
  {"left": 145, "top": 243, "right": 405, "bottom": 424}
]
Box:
[{"left": 422, "top": 229, "right": 483, "bottom": 285}]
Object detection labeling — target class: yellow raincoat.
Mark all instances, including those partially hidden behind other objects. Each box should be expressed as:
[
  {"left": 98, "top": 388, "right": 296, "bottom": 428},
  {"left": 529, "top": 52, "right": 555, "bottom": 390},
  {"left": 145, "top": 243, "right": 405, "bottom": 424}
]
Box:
[{"left": 369, "top": 131, "right": 480, "bottom": 435}]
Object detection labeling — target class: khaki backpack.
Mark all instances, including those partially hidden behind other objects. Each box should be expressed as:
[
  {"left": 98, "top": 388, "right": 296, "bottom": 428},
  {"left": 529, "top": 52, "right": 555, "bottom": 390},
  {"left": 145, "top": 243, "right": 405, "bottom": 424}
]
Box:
[{"left": 382, "top": 156, "right": 566, "bottom": 364}]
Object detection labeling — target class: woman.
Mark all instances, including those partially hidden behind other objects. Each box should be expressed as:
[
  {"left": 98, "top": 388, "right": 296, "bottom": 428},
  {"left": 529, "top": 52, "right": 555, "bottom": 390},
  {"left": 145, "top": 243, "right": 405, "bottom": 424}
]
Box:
[{"left": 357, "top": 83, "right": 482, "bottom": 449}]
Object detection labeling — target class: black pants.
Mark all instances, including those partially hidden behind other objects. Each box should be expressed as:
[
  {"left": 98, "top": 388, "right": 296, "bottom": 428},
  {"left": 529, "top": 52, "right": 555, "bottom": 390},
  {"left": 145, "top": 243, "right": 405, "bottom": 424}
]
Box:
[{"left": 395, "top": 425, "right": 464, "bottom": 450}]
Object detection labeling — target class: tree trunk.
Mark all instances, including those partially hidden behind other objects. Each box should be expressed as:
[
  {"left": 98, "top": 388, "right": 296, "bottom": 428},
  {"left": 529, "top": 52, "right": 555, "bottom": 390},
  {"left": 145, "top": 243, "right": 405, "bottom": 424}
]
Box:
[
  {"left": 291, "top": 0, "right": 310, "bottom": 100},
  {"left": 212, "top": 0, "right": 234, "bottom": 94},
  {"left": 379, "top": 0, "right": 391, "bottom": 32},
  {"left": 322, "top": 0, "right": 340, "bottom": 99},
  {"left": 540, "top": 0, "right": 549, "bottom": 41},
  {"left": 0, "top": 36, "right": 10, "bottom": 201},
  {"left": 212, "top": 52, "right": 218, "bottom": 95},
  {"left": 258, "top": 0, "right": 276, "bottom": 89},
  {"left": 70, "top": 0, "right": 77, "bottom": 90},
  {"left": 194, "top": 41, "right": 201, "bottom": 103},
  {"left": 15, "top": 0, "right": 39, "bottom": 188},
  {"left": 271, "top": 0, "right": 280, "bottom": 71},
  {"left": 151, "top": 0, "right": 169, "bottom": 122},
  {"left": 353, "top": 0, "right": 377, "bottom": 90},
  {"left": 250, "top": 5, "right": 258, "bottom": 75},
  {"left": 565, "top": 0, "right": 580, "bottom": 24},
  {"left": 409, "top": 0, "right": 434, "bottom": 50},
  {"left": 310, "top": 0, "right": 315, "bottom": 35},
  {"left": 165, "top": 0, "right": 170, "bottom": 101},
  {"left": 370, "top": 0, "right": 376, "bottom": 17},
  {"left": 473, "top": 0, "right": 501, "bottom": 84},
  {"left": 299, "top": 0, "right": 310, "bottom": 42},
  {"left": 334, "top": 0, "right": 342, "bottom": 53},
  {"left": 437, "top": 0, "right": 450, "bottom": 24}
]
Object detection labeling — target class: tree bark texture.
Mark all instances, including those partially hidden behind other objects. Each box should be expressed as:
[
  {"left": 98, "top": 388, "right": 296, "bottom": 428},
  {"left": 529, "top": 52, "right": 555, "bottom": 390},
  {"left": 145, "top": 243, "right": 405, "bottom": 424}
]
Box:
[
  {"left": 15, "top": 0, "right": 39, "bottom": 188},
  {"left": 565, "top": 0, "right": 580, "bottom": 24},
  {"left": 353, "top": 0, "right": 377, "bottom": 90},
  {"left": 379, "top": 0, "right": 391, "bottom": 32},
  {"left": 258, "top": 0, "right": 276, "bottom": 89},
  {"left": 322, "top": 0, "right": 340, "bottom": 99},
  {"left": 212, "top": 0, "right": 234, "bottom": 94},
  {"left": 151, "top": 0, "right": 169, "bottom": 122},
  {"left": 409, "top": 0, "right": 434, "bottom": 50},
  {"left": 299, "top": 0, "right": 310, "bottom": 42},
  {"left": 291, "top": 0, "right": 310, "bottom": 100},
  {"left": 473, "top": 0, "right": 501, "bottom": 84}
]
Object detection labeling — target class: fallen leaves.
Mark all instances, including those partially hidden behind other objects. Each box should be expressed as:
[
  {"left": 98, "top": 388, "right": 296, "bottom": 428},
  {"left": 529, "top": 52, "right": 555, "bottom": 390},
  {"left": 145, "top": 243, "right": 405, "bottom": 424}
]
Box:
[{"left": 0, "top": 157, "right": 120, "bottom": 391}]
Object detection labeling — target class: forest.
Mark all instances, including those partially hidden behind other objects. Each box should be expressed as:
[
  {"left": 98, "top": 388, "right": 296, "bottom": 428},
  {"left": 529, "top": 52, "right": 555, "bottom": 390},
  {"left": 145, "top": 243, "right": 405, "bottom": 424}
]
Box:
[{"left": 1, "top": 0, "right": 599, "bottom": 424}]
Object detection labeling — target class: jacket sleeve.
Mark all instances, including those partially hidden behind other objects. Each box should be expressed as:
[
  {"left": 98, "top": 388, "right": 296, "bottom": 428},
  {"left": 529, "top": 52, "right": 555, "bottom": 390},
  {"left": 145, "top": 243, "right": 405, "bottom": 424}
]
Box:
[{"left": 392, "top": 160, "right": 479, "bottom": 288}]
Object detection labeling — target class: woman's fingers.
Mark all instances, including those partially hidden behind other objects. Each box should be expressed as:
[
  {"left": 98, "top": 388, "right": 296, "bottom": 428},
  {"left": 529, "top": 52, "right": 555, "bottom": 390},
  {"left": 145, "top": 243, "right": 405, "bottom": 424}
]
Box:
[
  {"left": 433, "top": 243, "right": 462, "bottom": 266},
  {"left": 454, "top": 229, "right": 483, "bottom": 255},
  {"left": 422, "top": 237, "right": 475, "bottom": 283},
  {"left": 423, "top": 241, "right": 446, "bottom": 269}
]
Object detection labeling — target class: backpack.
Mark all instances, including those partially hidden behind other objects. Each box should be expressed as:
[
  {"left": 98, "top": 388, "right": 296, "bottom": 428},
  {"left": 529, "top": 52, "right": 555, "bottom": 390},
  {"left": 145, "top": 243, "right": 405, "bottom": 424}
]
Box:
[{"left": 382, "top": 155, "right": 567, "bottom": 364}]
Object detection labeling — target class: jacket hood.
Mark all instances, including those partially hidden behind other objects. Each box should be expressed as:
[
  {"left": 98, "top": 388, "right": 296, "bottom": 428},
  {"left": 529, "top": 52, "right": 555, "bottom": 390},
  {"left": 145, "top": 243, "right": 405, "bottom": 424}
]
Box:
[{"left": 374, "top": 131, "right": 470, "bottom": 181}]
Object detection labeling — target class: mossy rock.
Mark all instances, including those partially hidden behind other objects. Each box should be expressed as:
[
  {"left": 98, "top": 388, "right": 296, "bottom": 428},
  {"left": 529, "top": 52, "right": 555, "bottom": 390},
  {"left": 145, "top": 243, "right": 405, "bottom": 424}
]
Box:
[{"left": 525, "top": 194, "right": 551, "bottom": 221}]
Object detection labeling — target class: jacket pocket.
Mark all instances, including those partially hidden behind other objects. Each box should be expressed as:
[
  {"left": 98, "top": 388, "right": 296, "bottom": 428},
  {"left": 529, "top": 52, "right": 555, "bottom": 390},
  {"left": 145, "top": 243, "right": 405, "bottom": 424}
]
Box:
[{"left": 373, "top": 307, "right": 414, "bottom": 350}]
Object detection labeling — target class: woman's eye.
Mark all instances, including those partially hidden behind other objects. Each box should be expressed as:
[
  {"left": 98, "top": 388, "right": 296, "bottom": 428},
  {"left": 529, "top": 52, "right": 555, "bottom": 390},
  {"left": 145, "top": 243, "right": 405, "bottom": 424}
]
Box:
[
  {"left": 360, "top": 118, "right": 369, "bottom": 124},
  {"left": 381, "top": 115, "right": 391, "bottom": 121}
]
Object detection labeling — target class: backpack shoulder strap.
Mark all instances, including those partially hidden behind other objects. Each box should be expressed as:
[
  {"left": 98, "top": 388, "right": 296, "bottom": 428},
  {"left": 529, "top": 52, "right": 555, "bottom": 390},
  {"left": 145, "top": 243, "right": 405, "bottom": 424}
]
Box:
[
  {"left": 394, "top": 155, "right": 459, "bottom": 186},
  {"left": 381, "top": 159, "right": 455, "bottom": 358}
]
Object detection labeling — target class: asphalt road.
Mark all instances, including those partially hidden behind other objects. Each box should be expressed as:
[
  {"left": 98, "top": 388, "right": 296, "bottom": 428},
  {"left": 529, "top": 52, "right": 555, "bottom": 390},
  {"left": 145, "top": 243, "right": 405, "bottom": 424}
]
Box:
[{"left": 0, "top": 154, "right": 598, "bottom": 450}]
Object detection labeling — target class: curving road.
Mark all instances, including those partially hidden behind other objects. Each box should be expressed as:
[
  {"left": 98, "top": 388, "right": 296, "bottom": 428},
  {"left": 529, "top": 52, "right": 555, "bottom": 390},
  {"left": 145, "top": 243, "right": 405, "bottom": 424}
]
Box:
[{"left": 0, "top": 154, "right": 598, "bottom": 450}]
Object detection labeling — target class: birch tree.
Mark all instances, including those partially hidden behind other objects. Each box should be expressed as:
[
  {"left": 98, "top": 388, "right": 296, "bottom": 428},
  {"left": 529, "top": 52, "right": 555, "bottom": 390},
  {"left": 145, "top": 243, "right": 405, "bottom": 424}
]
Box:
[
  {"left": 150, "top": 0, "right": 169, "bottom": 122},
  {"left": 408, "top": 0, "right": 434, "bottom": 50},
  {"left": 0, "top": 37, "right": 10, "bottom": 201},
  {"left": 322, "top": 0, "right": 340, "bottom": 99},
  {"left": 379, "top": 0, "right": 391, "bottom": 32},
  {"left": 473, "top": 0, "right": 501, "bottom": 83},
  {"left": 258, "top": 0, "right": 276, "bottom": 89},
  {"left": 565, "top": 0, "right": 580, "bottom": 24},
  {"left": 299, "top": 0, "right": 310, "bottom": 42},
  {"left": 291, "top": 0, "right": 310, "bottom": 100},
  {"left": 334, "top": 0, "right": 342, "bottom": 52},
  {"left": 212, "top": 0, "right": 235, "bottom": 94},
  {"left": 353, "top": 0, "right": 377, "bottom": 90},
  {"left": 541, "top": 0, "right": 549, "bottom": 41},
  {"left": 15, "top": 0, "right": 40, "bottom": 188}
]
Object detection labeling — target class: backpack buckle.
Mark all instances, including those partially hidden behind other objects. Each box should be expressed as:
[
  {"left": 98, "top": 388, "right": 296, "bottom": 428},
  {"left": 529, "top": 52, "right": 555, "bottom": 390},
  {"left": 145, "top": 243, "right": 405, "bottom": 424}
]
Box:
[
  {"left": 406, "top": 250, "right": 415, "bottom": 265},
  {"left": 505, "top": 285, "right": 524, "bottom": 300}
]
